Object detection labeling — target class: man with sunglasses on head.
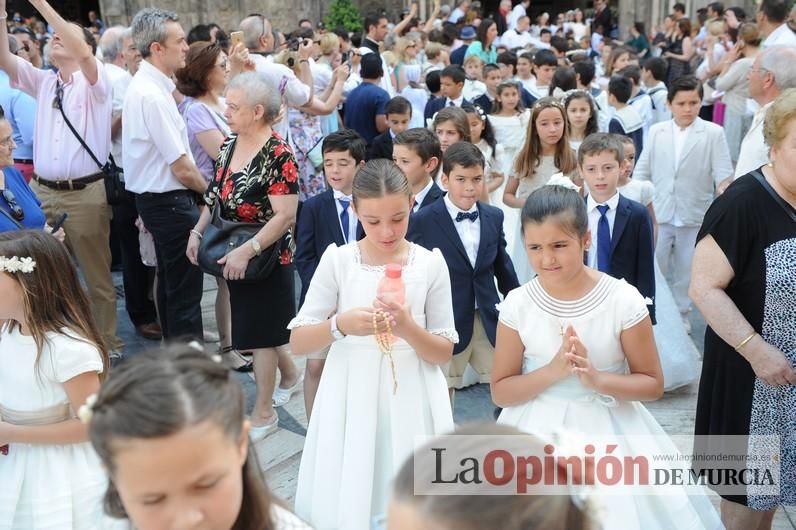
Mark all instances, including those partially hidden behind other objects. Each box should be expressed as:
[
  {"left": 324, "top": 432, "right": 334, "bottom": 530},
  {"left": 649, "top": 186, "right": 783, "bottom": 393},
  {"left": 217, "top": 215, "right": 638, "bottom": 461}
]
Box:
[
  {"left": 10, "top": 26, "right": 42, "bottom": 69},
  {"left": 0, "top": 0, "right": 120, "bottom": 353}
]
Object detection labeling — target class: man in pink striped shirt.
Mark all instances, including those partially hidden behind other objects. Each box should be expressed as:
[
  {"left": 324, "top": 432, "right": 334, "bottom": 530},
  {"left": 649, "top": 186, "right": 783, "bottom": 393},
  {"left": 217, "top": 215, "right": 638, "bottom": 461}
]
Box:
[{"left": 0, "top": 0, "right": 120, "bottom": 351}]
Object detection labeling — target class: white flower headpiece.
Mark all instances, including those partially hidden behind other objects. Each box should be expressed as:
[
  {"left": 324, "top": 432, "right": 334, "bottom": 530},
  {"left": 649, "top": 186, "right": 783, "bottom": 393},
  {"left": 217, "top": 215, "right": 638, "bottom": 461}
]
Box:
[
  {"left": 0, "top": 256, "right": 36, "bottom": 273},
  {"left": 545, "top": 172, "right": 581, "bottom": 193}
]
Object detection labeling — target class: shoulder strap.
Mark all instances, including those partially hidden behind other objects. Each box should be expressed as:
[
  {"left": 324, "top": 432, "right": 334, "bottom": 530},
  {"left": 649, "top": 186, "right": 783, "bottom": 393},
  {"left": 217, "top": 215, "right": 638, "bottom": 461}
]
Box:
[
  {"left": 55, "top": 80, "right": 104, "bottom": 171},
  {"left": 0, "top": 203, "right": 23, "bottom": 229},
  {"left": 751, "top": 169, "right": 796, "bottom": 223}
]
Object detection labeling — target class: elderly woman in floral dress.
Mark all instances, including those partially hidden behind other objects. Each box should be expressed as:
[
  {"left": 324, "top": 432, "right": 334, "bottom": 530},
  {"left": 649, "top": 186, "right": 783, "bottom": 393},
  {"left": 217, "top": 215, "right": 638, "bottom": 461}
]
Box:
[{"left": 187, "top": 72, "right": 302, "bottom": 440}]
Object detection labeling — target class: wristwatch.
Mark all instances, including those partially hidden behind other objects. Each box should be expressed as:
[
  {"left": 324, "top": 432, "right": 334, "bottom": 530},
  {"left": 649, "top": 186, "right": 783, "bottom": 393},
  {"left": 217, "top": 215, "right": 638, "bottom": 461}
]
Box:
[
  {"left": 330, "top": 314, "right": 346, "bottom": 341},
  {"left": 249, "top": 238, "right": 262, "bottom": 256}
]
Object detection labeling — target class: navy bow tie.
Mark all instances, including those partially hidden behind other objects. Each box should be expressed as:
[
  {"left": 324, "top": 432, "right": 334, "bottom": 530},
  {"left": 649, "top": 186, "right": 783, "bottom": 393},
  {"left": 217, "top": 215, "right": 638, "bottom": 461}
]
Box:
[{"left": 456, "top": 210, "right": 479, "bottom": 222}]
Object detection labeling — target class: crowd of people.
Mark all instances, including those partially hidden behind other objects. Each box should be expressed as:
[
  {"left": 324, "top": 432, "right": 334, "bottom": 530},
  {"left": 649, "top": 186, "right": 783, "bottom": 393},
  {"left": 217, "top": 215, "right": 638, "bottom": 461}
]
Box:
[{"left": 0, "top": 0, "right": 795, "bottom": 528}]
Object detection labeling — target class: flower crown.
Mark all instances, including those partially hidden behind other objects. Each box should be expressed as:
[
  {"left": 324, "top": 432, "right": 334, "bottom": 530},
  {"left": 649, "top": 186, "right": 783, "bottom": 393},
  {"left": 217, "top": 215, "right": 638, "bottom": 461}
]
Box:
[
  {"left": 545, "top": 172, "right": 581, "bottom": 192},
  {"left": 0, "top": 256, "right": 36, "bottom": 273}
]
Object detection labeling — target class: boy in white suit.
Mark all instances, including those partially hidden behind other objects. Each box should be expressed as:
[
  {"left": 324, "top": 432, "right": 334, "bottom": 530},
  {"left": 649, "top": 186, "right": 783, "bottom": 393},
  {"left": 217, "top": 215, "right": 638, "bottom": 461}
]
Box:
[{"left": 633, "top": 76, "right": 732, "bottom": 329}]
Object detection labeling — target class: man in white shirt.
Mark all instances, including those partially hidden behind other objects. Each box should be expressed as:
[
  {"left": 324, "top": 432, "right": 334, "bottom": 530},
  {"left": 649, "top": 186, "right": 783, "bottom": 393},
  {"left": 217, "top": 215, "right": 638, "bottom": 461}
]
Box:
[
  {"left": 101, "top": 26, "right": 160, "bottom": 340},
  {"left": 500, "top": 16, "right": 534, "bottom": 50},
  {"left": 449, "top": 0, "right": 470, "bottom": 23},
  {"left": 123, "top": 8, "right": 208, "bottom": 341},
  {"left": 634, "top": 76, "right": 732, "bottom": 322},
  {"left": 757, "top": 0, "right": 796, "bottom": 48},
  {"left": 732, "top": 46, "right": 796, "bottom": 180},
  {"left": 507, "top": 0, "right": 530, "bottom": 31}
]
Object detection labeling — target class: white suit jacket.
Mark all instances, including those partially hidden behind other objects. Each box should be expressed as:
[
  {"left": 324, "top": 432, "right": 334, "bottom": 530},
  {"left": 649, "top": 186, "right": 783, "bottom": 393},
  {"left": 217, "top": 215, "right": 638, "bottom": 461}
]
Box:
[{"left": 634, "top": 118, "right": 733, "bottom": 227}]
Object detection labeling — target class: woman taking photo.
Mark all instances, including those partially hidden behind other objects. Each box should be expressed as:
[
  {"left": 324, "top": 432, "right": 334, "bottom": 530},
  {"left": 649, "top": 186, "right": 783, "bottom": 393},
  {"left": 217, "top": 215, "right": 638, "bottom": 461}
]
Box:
[
  {"left": 690, "top": 89, "right": 796, "bottom": 530},
  {"left": 187, "top": 72, "right": 302, "bottom": 440}
]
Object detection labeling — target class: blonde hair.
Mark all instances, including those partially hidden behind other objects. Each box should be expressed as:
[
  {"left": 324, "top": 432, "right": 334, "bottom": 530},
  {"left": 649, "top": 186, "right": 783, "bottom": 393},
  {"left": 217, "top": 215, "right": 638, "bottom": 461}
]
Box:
[
  {"left": 396, "top": 36, "right": 417, "bottom": 62},
  {"left": 707, "top": 19, "right": 726, "bottom": 37},
  {"left": 463, "top": 54, "right": 484, "bottom": 68},
  {"left": 763, "top": 88, "right": 796, "bottom": 151},
  {"left": 425, "top": 41, "right": 443, "bottom": 61},
  {"left": 318, "top": 32, "right": 340, "bottom": 56},
  {"left": 382, "top": 50, "right": 398, "bottom": 68}
]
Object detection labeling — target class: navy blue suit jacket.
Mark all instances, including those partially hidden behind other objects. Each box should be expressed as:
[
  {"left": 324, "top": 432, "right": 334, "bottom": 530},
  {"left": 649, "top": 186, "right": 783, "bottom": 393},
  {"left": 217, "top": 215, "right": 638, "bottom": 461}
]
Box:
[
  {"left": 589, "top": 193, "right": 656, "bottom": 323},
  {"left": 424, "top": 96, "right": 471, "bottom": 123},
  {"left": 407, "top": 199, "right": 519, "bottom": 354},
  {"left": 366, "top": 130, "right": 393, "bottom": 161},
  {"left": 417, "top": 181, "right": 444, "bottom": 210},
  {"left": 295, "top": 189, "right": 364, "bottom": 305},
  {"left": 450, "top": 45, "right": 467, "bottom": 65}
]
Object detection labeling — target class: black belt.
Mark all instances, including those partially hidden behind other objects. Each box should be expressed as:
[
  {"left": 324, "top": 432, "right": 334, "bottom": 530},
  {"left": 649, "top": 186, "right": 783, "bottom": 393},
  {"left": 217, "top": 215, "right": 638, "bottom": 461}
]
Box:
[
  {"left": 33, "top": 172, "right": 104, "bottom": 191},
  {"left": 136, "top": 189, "right": 194, "bottom": 199},
  {"left": 13, "top": 159, "right": 33, "bottom": 165}
]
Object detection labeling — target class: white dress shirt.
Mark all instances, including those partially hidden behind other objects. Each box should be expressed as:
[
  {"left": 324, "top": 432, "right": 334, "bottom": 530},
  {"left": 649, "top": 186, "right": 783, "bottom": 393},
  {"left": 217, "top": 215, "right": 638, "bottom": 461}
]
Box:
[
  {"left": 251, "top": 54, "right": 312, "bottom": 139},
  {"left": 762, "top": 23, "right": 796, "bottom": 48},
  {"left": 447, "top": 95, "right": 465, "bottom": 107},
  {"left": 107, "top": 63, "right": 132, "bottom": 165},
  {"left": 412, "top": 178, "right": 435, "bottom": 213},
  {"left": 672, "top": 121, "right": 694, "bottom": 170},
  {"left": 333, "top": 190, "right": 359, "bottom": 243},
  {"left": 122, "top": 60, "right": 194, "bottom": 194},
  {"left": 500, "top": 29, "right": 534, "bottom": 50},
  {"left": 586, "top": 192, "right": 620, "bottom": 270},
  {"left": 444, "top": 194, "right": 480, "bottom": 267},
  {"left": 735, "top": 101, "right": 772, "bottom": 178}
]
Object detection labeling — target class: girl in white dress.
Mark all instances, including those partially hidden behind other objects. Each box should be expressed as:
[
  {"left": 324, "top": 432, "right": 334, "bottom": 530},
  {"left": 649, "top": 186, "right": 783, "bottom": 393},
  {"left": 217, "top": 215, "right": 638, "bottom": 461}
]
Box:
[
  {"left": 491, "top": 183, "right": 722, "bottom": 530},
  {"left": 487, "top": 82, "right": 531, "bottom": 203},
  {"left": 289, "top": 160, "right": 458, "bottom": 530},
  {"left": 564, "top": 90, "right": 600, "bottom": 153},
  {"left": 0, "top": 231, "right": 120, "bottom": 530},
  {"left": 463, "top": 103, "right": 503, "bottom": 202},
  {"left": 86, "top": 344, "right": 311, "bottom": 530},
  {"left": 503, "top": 97, "right": 578, "bottom": 283},
  {"left": 616, "top": 137, "right": 700, "bottom": 390}
]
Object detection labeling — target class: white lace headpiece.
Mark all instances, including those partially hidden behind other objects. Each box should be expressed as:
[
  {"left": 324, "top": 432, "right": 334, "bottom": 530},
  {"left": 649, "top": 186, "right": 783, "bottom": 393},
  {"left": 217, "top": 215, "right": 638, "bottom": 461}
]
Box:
[{"left": 545, "top": 172, "right": 582, "bottom": 193}]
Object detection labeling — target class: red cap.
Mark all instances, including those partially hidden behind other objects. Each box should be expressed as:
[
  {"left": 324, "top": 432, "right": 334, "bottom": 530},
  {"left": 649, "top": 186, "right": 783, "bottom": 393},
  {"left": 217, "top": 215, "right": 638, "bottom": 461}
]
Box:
[{"left": 385, "top": 263, "right": 402, "bottom": 278}]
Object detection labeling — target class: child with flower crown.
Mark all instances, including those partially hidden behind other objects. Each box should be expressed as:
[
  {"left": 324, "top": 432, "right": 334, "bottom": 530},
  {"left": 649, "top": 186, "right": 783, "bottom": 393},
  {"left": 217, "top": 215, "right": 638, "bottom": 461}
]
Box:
[{"left": 0, "top": 230, "right": 120, "bottom": 529}]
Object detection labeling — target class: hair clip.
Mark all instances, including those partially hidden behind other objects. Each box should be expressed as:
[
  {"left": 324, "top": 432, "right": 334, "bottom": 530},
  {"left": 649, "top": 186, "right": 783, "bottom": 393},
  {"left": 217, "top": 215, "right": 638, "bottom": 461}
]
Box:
[
  {"left": 0, "top": 256, "right": 36, "bottom": 274},
  {"left": 77, "top": 393, "right": 98, "bottom": 424}
]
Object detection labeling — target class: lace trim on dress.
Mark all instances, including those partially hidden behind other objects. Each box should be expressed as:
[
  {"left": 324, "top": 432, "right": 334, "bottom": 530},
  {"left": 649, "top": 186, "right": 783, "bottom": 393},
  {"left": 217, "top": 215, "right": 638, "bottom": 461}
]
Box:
[
  {"left": 429, "top": 328, "right": 460, "bottom": 344},
  {"left": 287, "top": 316, "right": 323, "bottom": 330},
  {"left": 352, "top": 242, "right": 418, "bottom": 272}
]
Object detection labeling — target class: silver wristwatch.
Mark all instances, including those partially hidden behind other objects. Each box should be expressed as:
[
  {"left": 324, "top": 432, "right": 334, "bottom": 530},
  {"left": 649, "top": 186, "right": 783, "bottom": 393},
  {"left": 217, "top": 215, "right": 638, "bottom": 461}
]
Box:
[{"left": 330, "top": 314, "right": 346, "bottom": 341}]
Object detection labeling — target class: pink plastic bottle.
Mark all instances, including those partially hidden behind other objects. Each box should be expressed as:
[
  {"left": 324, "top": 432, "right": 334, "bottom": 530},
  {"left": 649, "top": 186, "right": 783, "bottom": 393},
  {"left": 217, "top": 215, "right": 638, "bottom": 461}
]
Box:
[{"left": 376, "top": 264, "right": 405, "bottom": 342}]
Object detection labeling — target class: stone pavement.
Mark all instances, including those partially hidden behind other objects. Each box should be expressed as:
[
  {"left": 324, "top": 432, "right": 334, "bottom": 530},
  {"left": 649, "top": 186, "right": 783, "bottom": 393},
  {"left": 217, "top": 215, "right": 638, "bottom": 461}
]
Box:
[{"left": 115, "top": 272, "right": 796, "bottom": 529}]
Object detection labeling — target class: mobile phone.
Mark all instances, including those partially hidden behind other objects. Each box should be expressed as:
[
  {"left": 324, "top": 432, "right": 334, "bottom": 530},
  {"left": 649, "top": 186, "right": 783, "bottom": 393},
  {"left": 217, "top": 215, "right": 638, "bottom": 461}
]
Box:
[
  {"left": 51, "top": 213, "right": 68, "bottom": 233},
  {"left": 230, "top": 31, "right": 244, "bottom": 49}
]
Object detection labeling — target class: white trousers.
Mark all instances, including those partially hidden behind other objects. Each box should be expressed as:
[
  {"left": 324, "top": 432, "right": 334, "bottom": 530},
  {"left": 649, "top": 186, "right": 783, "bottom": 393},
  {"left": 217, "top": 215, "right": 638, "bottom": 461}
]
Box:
[{"left": 655, "top": 223, "right": 700, "bottom": 314}]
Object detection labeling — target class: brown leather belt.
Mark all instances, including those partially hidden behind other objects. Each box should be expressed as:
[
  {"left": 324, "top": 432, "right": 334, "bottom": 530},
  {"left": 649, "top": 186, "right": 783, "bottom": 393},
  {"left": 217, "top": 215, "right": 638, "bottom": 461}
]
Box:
[{"left": 33, "top": 171, "right": 104, "bottom": 191}]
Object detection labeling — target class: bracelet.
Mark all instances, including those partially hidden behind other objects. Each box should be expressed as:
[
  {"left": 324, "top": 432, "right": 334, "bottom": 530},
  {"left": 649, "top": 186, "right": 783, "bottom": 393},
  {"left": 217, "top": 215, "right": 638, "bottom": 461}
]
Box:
[
  {"left": 190, "top": 229, "right": 203, "bottom": 239},
  {"left": 734, "top": 332, "right": 758, "bottom": 352}
]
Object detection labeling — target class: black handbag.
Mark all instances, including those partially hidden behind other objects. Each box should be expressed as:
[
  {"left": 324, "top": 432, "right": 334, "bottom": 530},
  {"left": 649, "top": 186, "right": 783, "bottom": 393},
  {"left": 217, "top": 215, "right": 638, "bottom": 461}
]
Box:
[
  {"left": 55, "top": 81, "right": 125, "bottom": 205},
  {"left": 196, "top": 139, "right": 281, "bottom": 281}
]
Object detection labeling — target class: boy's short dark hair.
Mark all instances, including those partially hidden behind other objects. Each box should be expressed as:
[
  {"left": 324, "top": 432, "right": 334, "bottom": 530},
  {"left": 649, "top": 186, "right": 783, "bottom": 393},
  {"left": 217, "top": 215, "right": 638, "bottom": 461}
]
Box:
[
  {"left": 540, "top": 28, "right": 552, "bottom": 36},
  {"left": 363, "top": 12, "right": 386, "bottom": 33},
  {"left": 572, "top": 60, "right": 596, "bottom": 86},
  {"left": 482, "top": 62, "right": 501, "bottom": 78},
  {"left": 426, "top": 70, "right": 442, "bottom": 93},
  {"left": 518, "top": 51, "right": 534, "bottom": 63},
  {"left": 360, "top": 53, "right": 384, "bottom": 79},
  {"left": 667, "top": 75, "right": 703, "bottom": 102},
  {"left": 618, "top": 64, "right": 641, "bottom": 86},
  {"left": 496, "top": 51, "right": 517, "bottom": 68},
  {"left": 385, "top": 96, "right": 412, "bottom": 117},
  {"left": 608, "top": 75, "right": 632, "bottom": 103},
  {"left": 551, "top": 36, "right": 570, "bottom": 54},
  {"left": 533, "top": 49, "right": 558, "bottom": 67},
  {"left": 577, "top": 132, "right": 625, "bottom": 166},
  {"left": 673, "top": 2, "right": 686, "bottom": 14},
  {"left": 322, "top": 129, "right": 367, "bottom": 164},
  {"left": 642, "top": 57, "right": 667, "bottom": 82},
  {"left": 440, "top": 64, "right": 466, "bottom": 85},
  {"left": 394, "top": 128, "right": 442, "bottom": 165},
  {"left": 759, "top": 0, "right": 789, "bottom": 23},
  {"left": 442, "top": 141, "right": 485, "bottom": 176}
]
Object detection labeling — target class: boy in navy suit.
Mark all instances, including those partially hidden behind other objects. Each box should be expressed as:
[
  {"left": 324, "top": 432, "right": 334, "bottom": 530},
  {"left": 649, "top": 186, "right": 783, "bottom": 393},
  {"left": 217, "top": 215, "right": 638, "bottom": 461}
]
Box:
[
  {"left": 295, "top": 129, "right": 366, "bottom": 419},
  {"left": 579, "top": 132, "right": 656, "bottom": 322},
  {"left": 408, "top": 142, "right": 519, "bottom": 397},
  {"left": 424, "top": 64, "right": 470, "bottom": 124},
  {"left": 392, "top": 128, "right": 444, "bottom": 214},
  {"left": 367, "top": 96, "right": 412, "bottom": 161}
]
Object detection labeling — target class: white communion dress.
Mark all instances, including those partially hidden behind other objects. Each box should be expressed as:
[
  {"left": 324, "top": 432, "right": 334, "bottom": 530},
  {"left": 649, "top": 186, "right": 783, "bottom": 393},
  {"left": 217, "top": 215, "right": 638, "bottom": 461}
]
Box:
[
  {"left": 289, "top": 243, "right": 457, "bottom": 530},
  {"left": 496, "top": 276, "right": 722, "bottom": 530}
]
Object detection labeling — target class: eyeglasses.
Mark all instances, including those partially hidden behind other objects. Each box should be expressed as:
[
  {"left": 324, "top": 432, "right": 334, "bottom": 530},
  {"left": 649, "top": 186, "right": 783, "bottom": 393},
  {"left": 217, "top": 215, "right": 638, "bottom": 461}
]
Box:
[
  {"left": 1, "top": 189, "right": 24, "bottom": 222},
  {"left": 0, "top": 135, "right": 14, "bottom": 148}
]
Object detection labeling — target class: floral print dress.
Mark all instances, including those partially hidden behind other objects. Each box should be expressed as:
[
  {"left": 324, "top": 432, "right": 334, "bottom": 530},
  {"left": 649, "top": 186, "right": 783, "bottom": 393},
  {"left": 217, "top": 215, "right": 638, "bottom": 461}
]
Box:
[{"left": 204, "top": 132, "right": 300, "bottom": 265}]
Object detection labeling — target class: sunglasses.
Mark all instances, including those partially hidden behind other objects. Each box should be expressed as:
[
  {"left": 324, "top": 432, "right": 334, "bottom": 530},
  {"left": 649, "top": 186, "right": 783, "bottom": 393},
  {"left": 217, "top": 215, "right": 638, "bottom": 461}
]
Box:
[{"left": 1, "top": 189, "right": 24, "bottom": 222}]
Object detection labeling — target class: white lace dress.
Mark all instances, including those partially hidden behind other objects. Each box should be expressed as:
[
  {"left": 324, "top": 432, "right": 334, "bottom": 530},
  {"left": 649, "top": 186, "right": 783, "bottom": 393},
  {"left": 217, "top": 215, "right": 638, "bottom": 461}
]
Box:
[
  {"left": 289, "top": 242, "right": 457, "bottom": 530},
  {"left": 488, "top": 111, "right": 530, "bottom": 243},
  {"left": 619, "top": 180, "right": 701, "bottom": 390},
  {"left": 497, "top": 276, "right": 722, "bottom": 530},
  {"left": 0, "top": 327, "right": 122, "bottom": 530}
]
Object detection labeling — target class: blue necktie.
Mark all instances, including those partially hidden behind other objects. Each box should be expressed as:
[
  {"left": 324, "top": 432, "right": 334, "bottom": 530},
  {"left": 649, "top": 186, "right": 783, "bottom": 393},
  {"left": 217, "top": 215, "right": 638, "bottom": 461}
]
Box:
[
  {"left": 596, "top": 204, "right": 611, "bottom": 273},
  {"left": 456, "top": 210, "right": 479, "bottom": 222},
  {"left": 339, "top": 199, "right": 350, "bottom": 242}
]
